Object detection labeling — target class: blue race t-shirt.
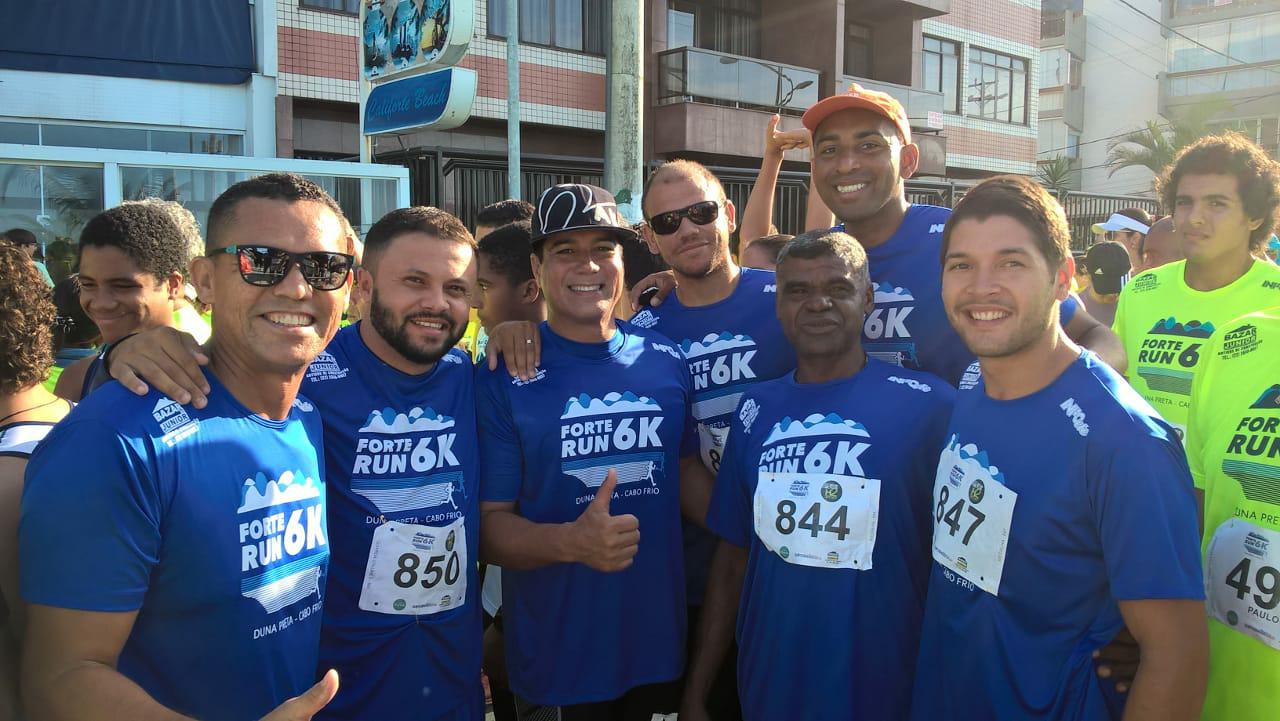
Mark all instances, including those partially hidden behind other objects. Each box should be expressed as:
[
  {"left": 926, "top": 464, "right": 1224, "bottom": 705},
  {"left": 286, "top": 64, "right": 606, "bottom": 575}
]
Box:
[
  {"left": 708, "top": 360, "right": 954, "bottom": 721},
  {"left": 477, "top": 321, "right": 696, "bottom": 705},
  {"left": 630, "top": 267, "right": 797, "bottom": 605},
  {"left": 910, "top": 352, "right": 1204, "bottom": 721},
  {"left": 838, "top": 205, "right": 1078, "bottom": 386},
  {"left": 21, "top": 372, "right": 329, "bottom": 721},
  {"left": 301, "top": 324, "right": 481, "bottom": 721}
]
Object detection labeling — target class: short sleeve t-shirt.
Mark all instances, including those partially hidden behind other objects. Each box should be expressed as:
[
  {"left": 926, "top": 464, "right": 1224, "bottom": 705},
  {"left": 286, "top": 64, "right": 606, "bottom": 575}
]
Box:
[
  {"left": 910, "top": 352, "right": 1204, "bottom": 721},
  {"left": 20, "top": 372, "right": 329, "bottom": 721},
  {"left": 630, "top": 267, "right": 796, "bottom": 605},
  {"left": 707, "top": 360, "right": 954, "bottom": 721},
  {"left": 1185, "top": 307, "right": 1280, "bottom": 721},
  {"left": 1113, "top": 259, "right": 1280, "bottom": 436},
  {"left": 301, "top": 324, "right": 481, "bottom": 720},
  {"left": 476, "top": 321, "right": 696, "bottom": 705}
]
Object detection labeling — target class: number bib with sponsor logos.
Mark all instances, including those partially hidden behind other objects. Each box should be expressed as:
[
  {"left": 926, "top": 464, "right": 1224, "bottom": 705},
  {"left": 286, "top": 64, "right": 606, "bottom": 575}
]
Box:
[
  {"left": 698, "top": 422, "right": 731, "bottom": 473},
  {"left": 359, "top": 517, "right": 466, "bottom": 616},
  {"left": 1206, "top": 519, "right": 1280, "bottom": 650},
  {"left": 753, "top": 472, "right": 880, "bottom": 569},
  {"left": 930, "top": 451, "right": 1017, "bottom": 596}
]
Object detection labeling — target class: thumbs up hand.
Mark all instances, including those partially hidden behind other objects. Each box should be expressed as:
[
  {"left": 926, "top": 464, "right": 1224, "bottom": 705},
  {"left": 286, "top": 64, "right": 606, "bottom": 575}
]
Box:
[
  {"left": 259, "top": 670, "right": 339, "bottom": 721},
  {"left": 569, "top": 469, "right": 641, "bottom": 572}
]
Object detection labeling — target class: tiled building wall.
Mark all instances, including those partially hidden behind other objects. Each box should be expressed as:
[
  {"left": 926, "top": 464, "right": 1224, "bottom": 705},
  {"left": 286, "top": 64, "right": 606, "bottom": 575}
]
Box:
[
  {"left": 276, "top": 0, "right": 606, "bottom": 130},
  {"left": 925, "top": 0, "right": 1041, "bottom": 175}
]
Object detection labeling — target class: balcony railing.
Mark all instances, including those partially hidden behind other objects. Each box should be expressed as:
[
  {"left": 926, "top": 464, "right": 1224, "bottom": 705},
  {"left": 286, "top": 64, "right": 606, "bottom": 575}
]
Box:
[
  {"left": 656, "top": 47, "right": 821, "bottom": 115},
  {"left": 841, "top": 75, "right": 945, "bottom": 127}
]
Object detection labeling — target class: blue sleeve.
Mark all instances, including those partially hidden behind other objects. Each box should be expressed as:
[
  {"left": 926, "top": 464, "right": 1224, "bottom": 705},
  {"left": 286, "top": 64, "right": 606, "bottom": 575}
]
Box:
[
  {"left": 678, "top": 357, "right": 698, "bottom": 459},
  {"left": 20, "top": 420, "right": 162, "bottom": 611},
  {"left": 706, "top": 398, "right": 753, "bottom": 548},
  {"left": 1089, "top": 426, "right": 1204, "bottom": 601},
  {"left": 1060, "top": 293, "right": 1079, "bottom": 327},
  {"left": 476, "top": 368, "right": 524, "bottom": 503}
]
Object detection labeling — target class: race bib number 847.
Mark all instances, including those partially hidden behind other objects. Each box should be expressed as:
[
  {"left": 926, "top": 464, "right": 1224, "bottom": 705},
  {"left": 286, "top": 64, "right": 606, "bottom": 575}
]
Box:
[{"left": 931, "top": 444, "right": 1017, "bottom": 596}]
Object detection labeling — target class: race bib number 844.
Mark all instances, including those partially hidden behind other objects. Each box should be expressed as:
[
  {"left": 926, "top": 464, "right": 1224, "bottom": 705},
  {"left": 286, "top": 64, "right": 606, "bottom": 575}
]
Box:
[{"left": 753, "top": 471, "right": 880, "bottom": 570}]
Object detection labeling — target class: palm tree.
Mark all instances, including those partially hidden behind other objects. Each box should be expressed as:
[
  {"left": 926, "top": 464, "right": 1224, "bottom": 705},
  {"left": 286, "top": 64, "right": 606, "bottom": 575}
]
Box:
[
  {"left": 1105, "top": 101, "right": 1226, "bottom": 178},
  {"left": 1036, "top": 155, "right": 1076, "bottom": 195}
]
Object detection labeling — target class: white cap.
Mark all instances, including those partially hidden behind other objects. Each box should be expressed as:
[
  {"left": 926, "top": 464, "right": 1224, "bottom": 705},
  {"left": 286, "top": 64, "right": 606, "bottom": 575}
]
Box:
[{"left": 1092, "top": 213, "right": 1150, "bottom": 235}]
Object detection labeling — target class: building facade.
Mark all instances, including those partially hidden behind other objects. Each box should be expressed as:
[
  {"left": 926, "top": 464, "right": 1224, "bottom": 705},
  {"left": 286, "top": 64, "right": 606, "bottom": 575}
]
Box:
[
  {"left": 279, "top": 0, "right": 1045, "bottom": 231},
  {"left": 0, "top": 0, "right": 408, "bottom": 272}
]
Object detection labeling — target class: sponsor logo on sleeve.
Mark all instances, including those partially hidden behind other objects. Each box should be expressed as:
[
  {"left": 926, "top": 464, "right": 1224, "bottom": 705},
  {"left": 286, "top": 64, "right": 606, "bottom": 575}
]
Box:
[
  {"left": 1219, "top": 324, "right": 1261, "bottom": 360},
  {"left": 1059, "top": 398, "right": 1090, "bottom": 437},
  {"left": 305, "top": 351, "right": 349, "bottom": 382}
]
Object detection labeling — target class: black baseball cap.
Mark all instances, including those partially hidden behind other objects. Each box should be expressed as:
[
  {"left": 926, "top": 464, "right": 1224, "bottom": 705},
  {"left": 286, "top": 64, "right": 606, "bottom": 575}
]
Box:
[
  {"left": 531, "top": 184, "right": 638, "bottom": 248},
  {"left": 1085, "top": 240, "right": 1132, "bottom": 295}
]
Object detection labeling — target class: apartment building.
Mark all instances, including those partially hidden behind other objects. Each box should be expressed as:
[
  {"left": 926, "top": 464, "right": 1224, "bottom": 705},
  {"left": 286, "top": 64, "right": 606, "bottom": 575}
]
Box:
[
  {"left": 1036, "top": 0, "right": 1280, "bottom": 197},
  {"left": 280, "top": 0, "right": 1044, "bottom": 230},
  {"left": 1164, "top": 0, "right": 1280, "bottom": 158},
  {"left": 0, "top": 0, "right": 407, "bottom": 264}
]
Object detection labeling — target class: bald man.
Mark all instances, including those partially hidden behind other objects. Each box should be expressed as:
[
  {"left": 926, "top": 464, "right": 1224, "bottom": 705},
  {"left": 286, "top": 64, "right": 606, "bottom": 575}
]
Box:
[{"left": 1138, "top": 218, "right": 1184, "bottom": 272}]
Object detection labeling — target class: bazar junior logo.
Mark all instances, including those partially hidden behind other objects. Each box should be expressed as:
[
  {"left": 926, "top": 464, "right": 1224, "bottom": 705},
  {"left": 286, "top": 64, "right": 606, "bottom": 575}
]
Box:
[
  {"left": 152, "top": 398, "right": 198, "bottom": 446},
  {"left": 306, "top": 351, "right": 349, "bottom": 382},
  {"left": 757, "top": 413, "right": 871, "bottom": 476},
  {"left": 1219, "top": 324, "right": 1261, "bottom": 359},
  {"left": 237, "top": 470, "right": 327, "bottom": 615},
  {"left": 630, "top": 309, "right": 659, "bottom": 329},
  {"left": 559, "top": 391, "right": 665, "bottom": 489},
  {"left": 351, "top": 406, "right": 463, "bottom": 515}
]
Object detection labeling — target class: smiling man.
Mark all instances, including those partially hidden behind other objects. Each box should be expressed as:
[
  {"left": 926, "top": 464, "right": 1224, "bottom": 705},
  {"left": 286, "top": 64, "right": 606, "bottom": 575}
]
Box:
[
  {"left": 476, "top": 183, "right": 701, "bottom": 720},
  {"left": 910, "top": 175, "right": 1207, "bottom": 721},
  {"left": 1112, "top": 133, "right": 1280, "bottom": 439},
  {"left": 804, "top": 83, "right": 1125, "bottom": 383},
  {"left": 681, "top": 230, "right": 954, "bottom": 721},
  {"left": 21, "top": 173, "right": 352, "bottom": 721}
]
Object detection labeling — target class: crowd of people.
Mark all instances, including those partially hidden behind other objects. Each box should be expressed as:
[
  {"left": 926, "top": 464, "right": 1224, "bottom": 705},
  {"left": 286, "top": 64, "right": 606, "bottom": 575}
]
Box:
[{"left": 0, "top": 82, "right": 1277, "bottom": 721}]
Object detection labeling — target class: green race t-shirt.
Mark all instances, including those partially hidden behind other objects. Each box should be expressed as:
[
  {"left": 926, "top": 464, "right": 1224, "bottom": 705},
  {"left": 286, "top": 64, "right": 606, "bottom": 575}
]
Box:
[
  {"left": 1113, "top": 259, "right": 1280, "bottom": 436},
  {"left": 1186, "top": 306, "right": 1280, "bottom": 721}
]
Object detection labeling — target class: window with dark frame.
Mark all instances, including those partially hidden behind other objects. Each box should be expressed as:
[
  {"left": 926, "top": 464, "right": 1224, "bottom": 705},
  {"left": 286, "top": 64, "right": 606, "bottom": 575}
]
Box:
[
  {"left": 845, "top": 23, "right": 873, "bottom": 78},
  {"left": 300, "top": 0, "right": 359, "bottom": 15},
  {"left": 489, "top": 0, "right": 609, "bottom": 55},
  {"left": 922, "top": 36, "right": 960, "bottom": 114},
  {"left": 667, "top": 0, "right": 761, "bottom": 58},
  {"left": 966, "top": 47, "right": 1028, "bottom": 124}
]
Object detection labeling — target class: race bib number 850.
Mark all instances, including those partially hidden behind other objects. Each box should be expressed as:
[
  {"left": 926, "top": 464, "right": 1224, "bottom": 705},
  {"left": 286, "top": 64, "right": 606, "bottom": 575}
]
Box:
[
  {"left": 359, "top": 517, "right": 467, "bottom": 616},
  {"left": 753, "top": 471, "right": 880, "bottom": 570}
]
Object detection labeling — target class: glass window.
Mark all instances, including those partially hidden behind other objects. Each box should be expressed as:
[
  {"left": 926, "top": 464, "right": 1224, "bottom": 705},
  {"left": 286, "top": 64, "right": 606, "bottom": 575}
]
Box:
[
  {"left": 490, "top": 0, "right": 609, "bottom": 55},
  {"left": 300, "top": 0, "right": 359, "bottom": 14},
  {"left": 121, "top": 167, "right": 250, "bottom": 238},
  {"left": 845, "top": 23, "right": 872, "bottom": 78},
  {"left": 0, "top": 163, "right": 104, "bottom": 275},
  {"left": 42, "top": 124, "right": 148, "bottom": 152},
  {"left": 922, "top": 35, "right": 959, "bottom": 113},
  {"left": 966, "top": 47, "right": 1028, "bottom": 124},
  {"left": 0, "top": 121, "right": 39, "bottom": 145},
  {"left": 668, "top": 8, "right": 695, "bottom": 48}
]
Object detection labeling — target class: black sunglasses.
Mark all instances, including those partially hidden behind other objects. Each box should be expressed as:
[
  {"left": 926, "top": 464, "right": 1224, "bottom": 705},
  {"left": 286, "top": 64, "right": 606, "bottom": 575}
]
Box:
[
  {"left": 208, "top": 245, "right": 354, "bottom": 291},
  {"left": 648, "top": 200, "right": 720, "bottom": 236}
]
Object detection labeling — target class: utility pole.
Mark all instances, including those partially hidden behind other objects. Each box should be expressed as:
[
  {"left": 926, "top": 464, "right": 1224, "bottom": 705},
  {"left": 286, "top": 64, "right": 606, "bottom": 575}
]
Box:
[
  {"left": 604, "top": 0, "right": 643, "bottom": 221},
  {"left": 506, "top": 0, "right": 521, "bottom": 200}
]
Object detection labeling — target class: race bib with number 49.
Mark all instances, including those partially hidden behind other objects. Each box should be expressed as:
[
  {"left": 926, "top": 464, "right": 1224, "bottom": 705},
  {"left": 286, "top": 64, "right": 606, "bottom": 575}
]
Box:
[
  {"left": 753, "top": 471, "right": 880, "bottom": 570},
  {"left": 931, "top": 444, "right": 1017, "bottom": 596},
  {"left": 1206, "top": 518, "right": 1280, "bottom": 650},
  {"left": 359, "top": 516, "right": 467, "bottom": 616}
]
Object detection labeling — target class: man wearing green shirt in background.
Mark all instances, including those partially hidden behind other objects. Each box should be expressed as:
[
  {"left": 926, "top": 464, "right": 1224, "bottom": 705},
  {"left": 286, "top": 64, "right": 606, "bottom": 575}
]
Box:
[{"left": 1112, "top": 133, "right": 1280, "bottom": 438}]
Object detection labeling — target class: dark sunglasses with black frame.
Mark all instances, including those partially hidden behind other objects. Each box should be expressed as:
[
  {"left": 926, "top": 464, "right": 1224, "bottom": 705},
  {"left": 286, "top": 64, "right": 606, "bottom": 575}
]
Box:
[
  {"left": 647, "top": 200, "right": 720, "bottom": 236},
  {"left": 207, "top": 245, "right": 355, "bottom": 291}
]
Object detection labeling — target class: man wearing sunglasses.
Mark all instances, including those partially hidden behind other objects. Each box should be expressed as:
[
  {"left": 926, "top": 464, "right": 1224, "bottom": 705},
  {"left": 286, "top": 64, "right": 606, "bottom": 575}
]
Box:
[
  {"left": 100, "top": 205, "right": 487, "bottom": 720},
  {"left": 20, "top": 173, "right": 353, "bottom": 721}
]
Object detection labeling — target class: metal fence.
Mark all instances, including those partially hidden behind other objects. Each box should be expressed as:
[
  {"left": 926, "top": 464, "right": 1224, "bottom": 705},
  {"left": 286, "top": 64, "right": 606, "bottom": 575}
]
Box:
[{"left": 387, "top": 150, "right": 1157, "bottom": 251}]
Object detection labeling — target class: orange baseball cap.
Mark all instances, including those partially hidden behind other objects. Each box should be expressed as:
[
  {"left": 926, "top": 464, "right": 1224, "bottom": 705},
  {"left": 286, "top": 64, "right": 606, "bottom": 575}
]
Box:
[{"left": 802, "top": 82, "right": 912, "bottom": 144}]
